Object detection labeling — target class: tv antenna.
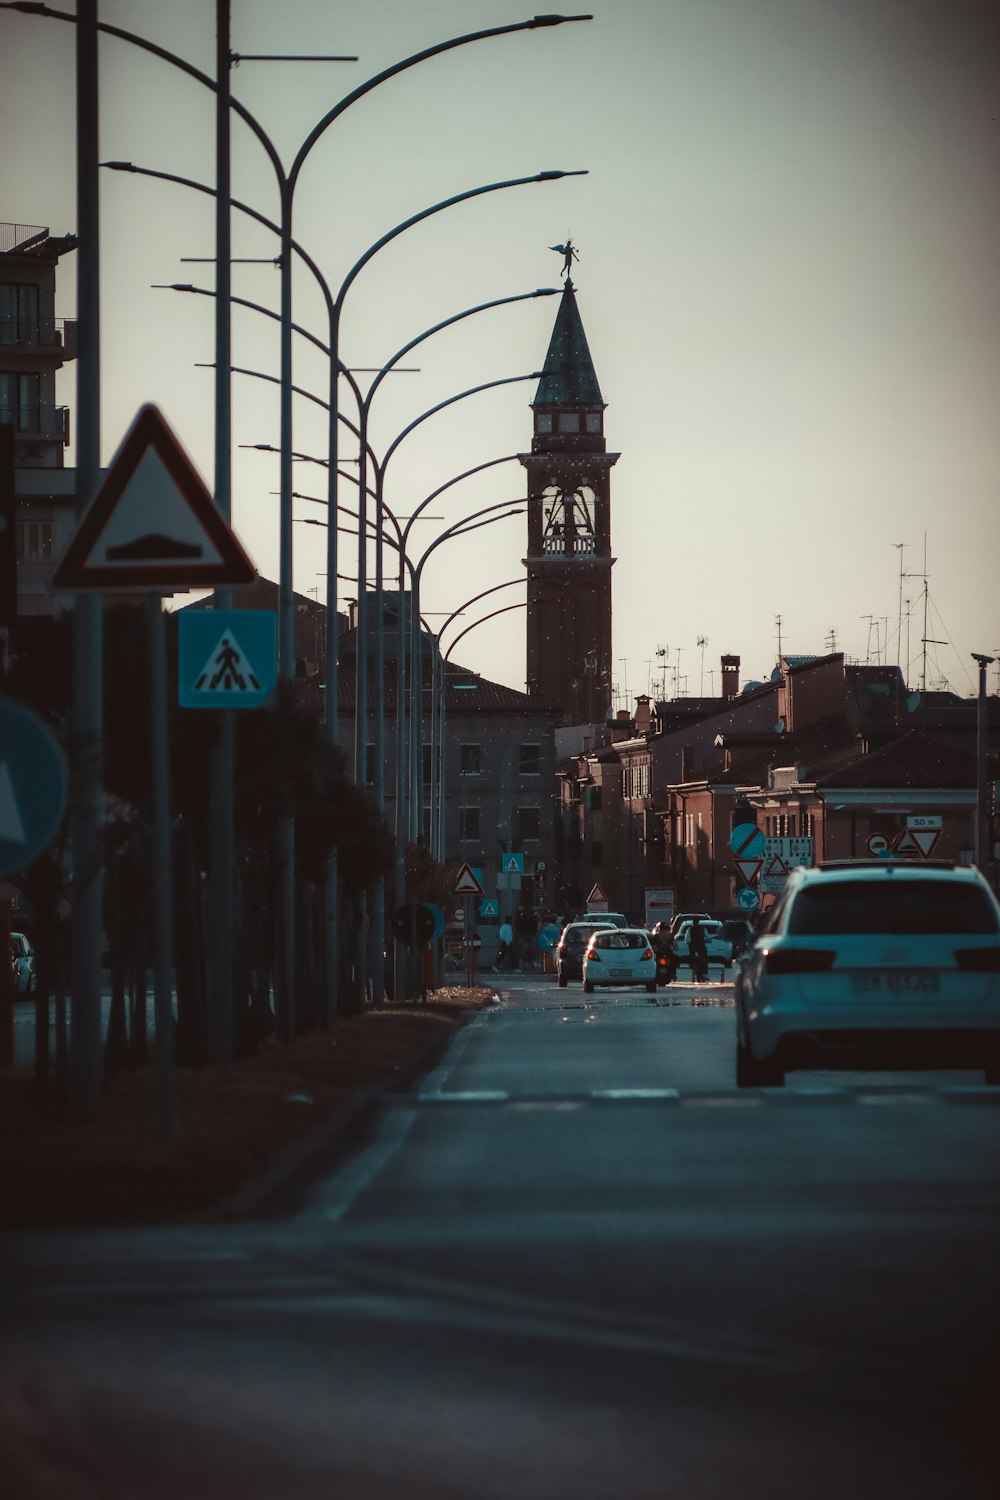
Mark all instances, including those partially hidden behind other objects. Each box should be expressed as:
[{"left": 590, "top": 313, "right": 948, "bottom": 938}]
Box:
[{"left": 696, "top": 635, "right": 707, "bottom": 696}]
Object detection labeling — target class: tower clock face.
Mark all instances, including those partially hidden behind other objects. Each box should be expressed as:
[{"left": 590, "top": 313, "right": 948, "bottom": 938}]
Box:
[{"left": 541, "top": 484, "right": 597, "bottom": 553}]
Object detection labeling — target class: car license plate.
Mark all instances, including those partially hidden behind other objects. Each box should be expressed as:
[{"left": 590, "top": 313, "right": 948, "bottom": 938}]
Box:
[
  {"left": 851, "top": 971, "right": 939, "bottom": 995},
  {"left": 610, "top": 967, "right": 630, "bottom": 977}
]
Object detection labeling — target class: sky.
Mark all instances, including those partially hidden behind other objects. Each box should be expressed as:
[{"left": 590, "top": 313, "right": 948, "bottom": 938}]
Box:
[{"left": 3, "top": 0, "right": 999, "bottom": 704}]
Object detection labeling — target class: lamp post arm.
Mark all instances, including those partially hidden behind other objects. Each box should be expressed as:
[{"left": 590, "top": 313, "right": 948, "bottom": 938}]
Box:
[
  {"left": 438, "top": 578, "right": 524, "bottom": 652},
  {"left": 445, "top": 601, "right": 528, "bottom": 663},
  {"left": 381, "top": 372, "right": 541, "bottom": 478},
  {"left": 335, "top": 170, "right": 586, "bottom": 310},
  {"left": 414, "top": 501, "right": 526, "bottom": 587},
  {"left": 402, "top": 455, "right": 521, "bottom": 551},
  {"left": 365, "top": 288, "right": 558, "bottom": 413},
  {"left": 7, "top": 4, "right": 286, "bottom": 183},
  {"left": 289, "top": 16, "right": 592, "bottom": 192}
]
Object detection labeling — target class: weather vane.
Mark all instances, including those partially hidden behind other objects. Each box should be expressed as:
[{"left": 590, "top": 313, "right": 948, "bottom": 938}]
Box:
[{"left": 549, "top": 239, "right": 579, "bottom": 281}]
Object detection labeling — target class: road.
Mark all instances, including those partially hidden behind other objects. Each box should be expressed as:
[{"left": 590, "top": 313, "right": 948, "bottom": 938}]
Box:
[{"left": 2, "top": 973, "right": 997, "bottom": 1498}]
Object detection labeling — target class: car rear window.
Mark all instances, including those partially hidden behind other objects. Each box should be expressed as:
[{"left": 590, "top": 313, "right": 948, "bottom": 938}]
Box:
[
  {"left": 594, "top": 932, "right": 647, "bottom": 950},
  {"left": 565, "top": 926, "right": 610, "bottom": 946},
  {"left": 786, "top": 880, "right": 1000, "bottom": 936}
]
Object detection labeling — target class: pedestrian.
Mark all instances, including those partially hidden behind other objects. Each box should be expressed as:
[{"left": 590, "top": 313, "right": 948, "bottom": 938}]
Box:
[
  {"left": 494, "top": 915, "right": 514, "bottom": 973},
  {"left": 688, "top": 915, "right": 708, "bottom": 983},
  {"left": 515, "top": 905, "right": 539, "bottom": 971}
]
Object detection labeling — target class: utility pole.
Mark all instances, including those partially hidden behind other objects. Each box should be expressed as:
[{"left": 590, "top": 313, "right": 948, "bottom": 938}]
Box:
[{"left": 972, "top": 653, "right": 994, "bottom": 872}]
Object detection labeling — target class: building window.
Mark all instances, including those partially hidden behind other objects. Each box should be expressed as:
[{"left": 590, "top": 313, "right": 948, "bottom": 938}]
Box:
[
  {"left": 459, "top": 742, "right": 481, "bottom": 776},
  {"left": 18, "top": 520, "right": 54, "bottom": 560},
  {"left": 459, "top": 806, "right": 480, "bottom": 840},
  {"left": 0, "top": 370, "right": 41, "bottom": 431},
  {"left": 0, "top": 283, "right": 39, "bottom": 346},
  {"left": 422, "top": 744, "right": 432, "bottom": 786},
  {"left": 518, "top": 742, "right": 540, "bottom": 776},
  {"left": 585, "top": 412, "right": 601, "bottom": 433},
  {"left": 365, "top": 743, "right": 375, "bottom": 786},
  {"left": 591, "top": 840, "right": 602, "bottom": 864},
  {"left": 516, "top": 806, "right": 540, "bottom": 842},
  {"left": 535, "top": 412, "right": 553, "bottom": 434},
  {"left": 557, "top": 412, "right": 580, "bottom": 433}
]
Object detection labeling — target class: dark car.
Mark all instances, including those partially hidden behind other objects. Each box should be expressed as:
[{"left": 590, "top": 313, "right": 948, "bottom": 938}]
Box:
[
  {"left": 555, "top": 920, "right": 617, "bottom": 987},
  {"left": 720, "top": 918, "right": 756, "bottom": 960}
]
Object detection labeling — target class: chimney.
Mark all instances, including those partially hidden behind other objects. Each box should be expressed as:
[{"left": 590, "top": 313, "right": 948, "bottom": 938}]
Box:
[
  {"left": 634, "top": 695, "right": 652, "bottom": 734},
  {"left": 721, "top": 654, "right": 740, "bottom": 700}
]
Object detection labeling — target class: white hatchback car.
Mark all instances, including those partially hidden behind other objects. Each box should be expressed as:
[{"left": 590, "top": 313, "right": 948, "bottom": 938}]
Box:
[
  {"left": 735, "top": 862, "right": 1000, "bottom": 1086},
  {"left": 582, "top": 927, "right": 657, "bottom": 994}
]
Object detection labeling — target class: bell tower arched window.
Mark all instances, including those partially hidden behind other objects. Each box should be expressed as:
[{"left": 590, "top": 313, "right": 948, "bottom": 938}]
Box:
[{"left": 541, "top": 484, "right": 596, "bottom": 556}]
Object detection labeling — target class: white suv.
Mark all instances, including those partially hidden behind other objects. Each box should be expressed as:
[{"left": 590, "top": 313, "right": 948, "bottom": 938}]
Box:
[{"left": 735, "top": 862, "right": 1000, "bottom": 1087}]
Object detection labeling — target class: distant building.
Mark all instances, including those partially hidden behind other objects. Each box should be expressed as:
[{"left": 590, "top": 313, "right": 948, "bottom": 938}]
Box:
[{"left": 1, "top": 223, "right": 78, "bottom": 630}]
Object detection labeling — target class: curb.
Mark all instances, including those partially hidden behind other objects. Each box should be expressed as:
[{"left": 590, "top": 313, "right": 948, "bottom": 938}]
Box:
[{"left": 208, "top": 1001, "right": 491, "bottom": 1222}]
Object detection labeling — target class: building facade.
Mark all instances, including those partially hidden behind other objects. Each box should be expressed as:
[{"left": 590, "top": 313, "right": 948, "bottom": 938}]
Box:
[{"left": 1, "top": 223, "right": 78, "bottom": 631}]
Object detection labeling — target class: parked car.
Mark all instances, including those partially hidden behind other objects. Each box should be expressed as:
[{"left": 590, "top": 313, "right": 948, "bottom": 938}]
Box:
[
  {"left": 582, "top": 927, "right": 657, "bottom": 994},
  {"left": 555, "top": 919, "right": 618, "bottom": 987},
  {"left": 672, "top": 919, "right": 733, "bottom": 978},
  {"left": 735, "top": 861, "right": 1000, "bottom": 1087},
  {"left": 10, "top": 932, "right": 36, "bottom": 996}
]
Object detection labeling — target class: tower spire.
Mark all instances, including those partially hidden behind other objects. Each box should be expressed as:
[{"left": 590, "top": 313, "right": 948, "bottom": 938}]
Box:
[{"left": 532, "top": 280, "right": 604, "bottom": 408}]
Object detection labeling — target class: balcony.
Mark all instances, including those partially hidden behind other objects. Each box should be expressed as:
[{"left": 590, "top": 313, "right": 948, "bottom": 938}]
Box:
[
  {"left": 1, "top": 402, "right": 70, "bottom": 445},
  {"left": 541, "top": 533, "right": 596, "bottom": 557},
  {"left": 1, "top": 317, "right": 77, "bottom": 358}
]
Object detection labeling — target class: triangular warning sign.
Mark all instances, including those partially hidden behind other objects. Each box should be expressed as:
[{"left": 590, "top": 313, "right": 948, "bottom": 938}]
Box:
[
  {"left": 587, "top": 883, "right": 608, "bottom": 905},
  {"left": 191, "top": 629, "right": 262, "bottom": 696},
  {"left": 454, "top": 862, "right": 484, "bottom": 895},
  {"left": 909, "top": 828, "right": 940, "bottom": 858},
  {"left": 763, "top": 854, "right": 789, "bottom": 878},
  {"left": 892, "top": 830, "right": 920, "bottom": 857},
  {"left": 52, "top": 405, "right": 257, "bottom": 590}
]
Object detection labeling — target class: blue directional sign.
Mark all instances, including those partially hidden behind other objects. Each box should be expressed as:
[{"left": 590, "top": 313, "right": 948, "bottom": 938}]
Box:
[
  {"left": 737, "top": 887, "right": 760, "bottom": 911},
  {"left": 501, "top": 851, "right": 525, "bottom": 874},
  {"left": 0, "top": 699, "right": 68, "bottom": 875},
  {"left": 480, "top": 897, "right": 500, "bottom": 921},
  {"left": 178, "top": 610, "right": 277, "bottom": 709}
]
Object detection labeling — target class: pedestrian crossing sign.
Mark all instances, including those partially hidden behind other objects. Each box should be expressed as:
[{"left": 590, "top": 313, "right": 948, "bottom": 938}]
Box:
[{"left": 178, "top": 610, "right": 277, "bottom": 708}]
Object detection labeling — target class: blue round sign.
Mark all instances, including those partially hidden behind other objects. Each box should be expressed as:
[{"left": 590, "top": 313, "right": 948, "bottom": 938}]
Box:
[
  {"left": 730, "top": 822, "right": 765, "bottom": 858},
  {"left": 0, "top": 699, "right": 68, "bottom": 875},
  {"left": 737, "top": 887, "right": 760, "bottom": 911}
]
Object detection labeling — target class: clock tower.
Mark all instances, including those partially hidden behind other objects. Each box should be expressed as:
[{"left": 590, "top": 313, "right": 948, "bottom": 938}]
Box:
[{"left": 520, "top": 278, "right": 617, "bottom": 721}]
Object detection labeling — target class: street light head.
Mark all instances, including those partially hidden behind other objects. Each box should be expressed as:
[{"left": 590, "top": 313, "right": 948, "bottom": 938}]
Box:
[
  {"left": 534, "top": 287, "right": 562, "bottom": 297},
  {"left": 536, "top": 169, "right": 588, "bottom": 180},
  {"left": 971, "top": 652, "right": 995, "bottom": 666},
  {"left": 100, "top": 160, "right": 137, "bottom": 172},
  {"left": 151, "top": 283, "right": 199, "bottom": 293},
  {"left": 527, "top": 14, "right": 594, "bottom": 27}
]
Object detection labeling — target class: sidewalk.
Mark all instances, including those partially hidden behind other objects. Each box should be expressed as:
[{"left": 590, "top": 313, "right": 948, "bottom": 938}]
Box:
[{"left": 0, "top": 987, "right": 495, "bottom": 1232}]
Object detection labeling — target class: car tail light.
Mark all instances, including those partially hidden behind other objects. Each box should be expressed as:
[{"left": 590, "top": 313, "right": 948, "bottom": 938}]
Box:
[
  {"left": 556, "top": 943, "right": 567, "bottom": 956},
  {"left": 642, "top": 948, "right": 653, "bottom": 961},
  {"left": 954, "top": 947, "right": 1000, "bottom": 972},
  {"left": 586, "top": 948, "right": 601, "bottom": 962},
  {"left": 763, "top": 947, "right": 836, "bottom": 975}
]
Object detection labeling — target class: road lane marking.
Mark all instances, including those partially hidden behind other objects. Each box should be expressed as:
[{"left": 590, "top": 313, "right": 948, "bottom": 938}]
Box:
[{"left": 590, "top": 1088, "right": 680, "bottom": 1101}]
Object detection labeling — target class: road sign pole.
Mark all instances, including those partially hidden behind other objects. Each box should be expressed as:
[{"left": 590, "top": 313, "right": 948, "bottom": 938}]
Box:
[
  {"left": 209, "top": 0, "right": 235, "bottom": 1070},
  {"left": 69, "top": 0, "right": 104, "bottom": 1111},
  {"left": 148, "top": 595, "right": 176, "bottom": 1138},
  {"left": 465, "top": 894, "right": 475, "bottom": 988}
]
